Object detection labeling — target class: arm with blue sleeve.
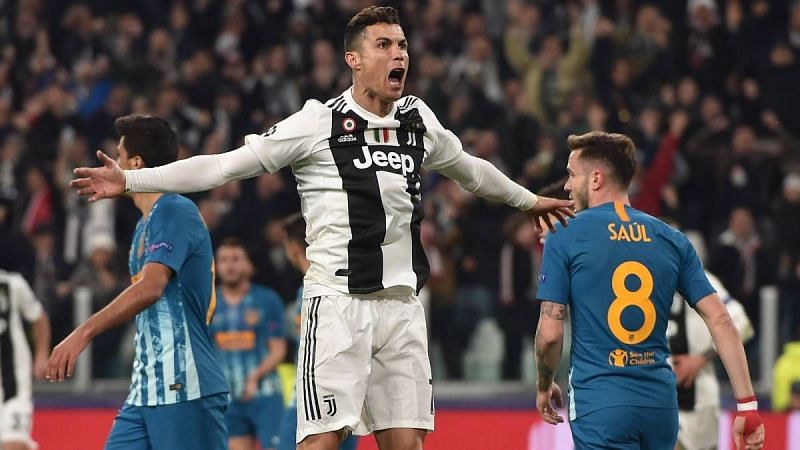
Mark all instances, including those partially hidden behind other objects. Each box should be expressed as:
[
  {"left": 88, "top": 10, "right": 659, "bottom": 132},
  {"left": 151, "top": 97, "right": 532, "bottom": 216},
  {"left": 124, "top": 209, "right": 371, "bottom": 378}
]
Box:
[
  {"left": 47, "top": 262, "right": 172, "bottom": 381},
  {"left": 680, "top": 236, "right": 764, "bottom": 447},
  {"left": 533, "top": 228, "right": 569, "bottom": 425},
  {"left": 678, "top": 237, "right": 754, "bottom": 400}
]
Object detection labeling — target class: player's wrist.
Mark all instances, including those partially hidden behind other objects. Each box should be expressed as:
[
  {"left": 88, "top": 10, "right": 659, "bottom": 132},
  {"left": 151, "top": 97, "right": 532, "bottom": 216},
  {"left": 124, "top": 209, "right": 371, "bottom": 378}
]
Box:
[
  {"left": 736, "top": 395, "right": 758, "bottom": 412},
  {"left": 735, "top": 396, "right": 763, "bottom": 436},
  {"left": 123, "top": 169, "right": 132, "bottom": 193},
  {"left": 520, "top": 191, "right": 539, "bottom": 210}
]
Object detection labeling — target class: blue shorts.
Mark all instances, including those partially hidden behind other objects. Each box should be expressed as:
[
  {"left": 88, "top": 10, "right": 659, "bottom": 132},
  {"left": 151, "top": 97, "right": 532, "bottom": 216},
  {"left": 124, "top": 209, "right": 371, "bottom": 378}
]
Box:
[
  {"left": 570, "top": 406, "right": 678, "bottom": 450},
  {"left": 226, "top": 395, "right": 284, "bottom": 448},
  {"left": 277, "top": 403, "right": 358, "bottom": 450},
  {"left": 105, "top": 393, "right": 228, "bottom": 450}
]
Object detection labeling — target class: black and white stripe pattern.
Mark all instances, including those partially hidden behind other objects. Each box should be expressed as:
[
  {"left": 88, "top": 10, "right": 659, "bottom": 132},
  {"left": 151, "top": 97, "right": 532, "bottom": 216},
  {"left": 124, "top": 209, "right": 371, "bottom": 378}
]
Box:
[
  {"left": 398, "top": 96, "right": 418, "bottom": 111},
  {"left": 0, "top": 282, "right": 16, "bottom": 402},
  {"left": 326, "top": 95, "right": 348, "bottom": 113},
  {"left": 302, "top": 297, "right": 322, "bottom": 421}
]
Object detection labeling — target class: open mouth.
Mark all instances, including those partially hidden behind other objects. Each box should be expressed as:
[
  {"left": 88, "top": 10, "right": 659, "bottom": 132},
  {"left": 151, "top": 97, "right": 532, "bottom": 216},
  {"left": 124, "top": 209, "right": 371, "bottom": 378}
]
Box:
[{"left": 388, "top": 68, "right": 405, "bottom": 87}]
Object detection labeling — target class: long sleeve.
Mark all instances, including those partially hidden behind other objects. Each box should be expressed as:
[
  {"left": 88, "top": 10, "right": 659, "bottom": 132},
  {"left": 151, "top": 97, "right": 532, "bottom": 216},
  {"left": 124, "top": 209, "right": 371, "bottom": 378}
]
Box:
[
  {"left": 126, "top": 145, "right": 265, "bottom": 193},
  {"left": 126, "top": 99, "right": 326, "bottom": 193},
  {"left": 437, "top": 151, "right": 538, "bottom": 210}
]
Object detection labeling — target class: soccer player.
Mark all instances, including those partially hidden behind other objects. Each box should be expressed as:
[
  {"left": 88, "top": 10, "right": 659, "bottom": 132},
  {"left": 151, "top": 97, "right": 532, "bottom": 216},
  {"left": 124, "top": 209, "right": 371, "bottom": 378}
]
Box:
[
  {"left": 278, "top": 213, "right": 358, "bottom": 450},
  {"left": 211, "top": 237, "right": 287, "bottom": 450},
  {"left": 534, "top": 131, "right": 764, "bottom": 450},
  {"left": 69, "top": 7, "right": 573, "bottom": 450},
  {"left": 0, "top": 270, "right": 50, "bottom": 450},
  {"left": 47, "top": 115, "right": 229, "bottom": 450}
]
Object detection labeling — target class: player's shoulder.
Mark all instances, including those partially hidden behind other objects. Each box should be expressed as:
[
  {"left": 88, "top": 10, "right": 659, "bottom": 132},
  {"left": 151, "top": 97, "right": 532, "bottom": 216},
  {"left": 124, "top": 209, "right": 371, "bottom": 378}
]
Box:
[
  {"left": 638, "top": 211, "right": 689, "bottom": 243},
  {"left": 397, "top": 94, "right": 423, "bottom": 111},
  {"left": 250, "top": 282, "right": 282, "bottom": 302},
  {"left": 0, "top": 270, "right": 28, "bottom": 288},
  {"left": 155, "top": 194, "right": 200, "bottom": 216}
]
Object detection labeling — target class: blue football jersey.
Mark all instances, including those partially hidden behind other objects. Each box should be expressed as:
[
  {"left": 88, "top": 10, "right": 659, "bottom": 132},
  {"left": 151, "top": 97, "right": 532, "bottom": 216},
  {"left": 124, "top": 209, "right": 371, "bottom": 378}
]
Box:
[
  {"left": 537, "top": 201, "right": 714, "bottom": 420},
  {"left": 211, "top": 283, "right": 285, "bottom": 400},
  {"left": 126, "top": 194, "right": 228, "bottom": 406}
]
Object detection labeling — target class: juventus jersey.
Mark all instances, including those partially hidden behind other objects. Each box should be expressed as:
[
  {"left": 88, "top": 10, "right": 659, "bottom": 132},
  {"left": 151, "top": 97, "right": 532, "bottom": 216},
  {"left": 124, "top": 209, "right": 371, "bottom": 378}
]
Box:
[
  {"left": 0, "top": 271, "right": 43, "bottom": 403},
  {"left": 245, "top": 88, "right": 464, "bottom": 296},
  {"left": 668, "top": 271, "right": 753, "bottom": 411}
]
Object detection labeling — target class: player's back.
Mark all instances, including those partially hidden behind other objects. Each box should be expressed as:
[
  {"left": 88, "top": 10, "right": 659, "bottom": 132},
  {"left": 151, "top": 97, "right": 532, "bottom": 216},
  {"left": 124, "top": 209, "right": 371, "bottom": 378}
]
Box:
[
  {"left": 127, "top": 194, "right": 227, "bottom": 406},
  {"left": 538, "top": 201, "right": 714, "bottom": 420}
]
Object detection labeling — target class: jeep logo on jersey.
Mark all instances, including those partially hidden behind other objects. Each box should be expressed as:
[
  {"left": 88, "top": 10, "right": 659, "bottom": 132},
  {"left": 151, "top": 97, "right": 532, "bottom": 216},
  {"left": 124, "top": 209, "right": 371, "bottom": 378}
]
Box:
[{"left": 352, "top": 146, "right": 415, "bottom": 177}]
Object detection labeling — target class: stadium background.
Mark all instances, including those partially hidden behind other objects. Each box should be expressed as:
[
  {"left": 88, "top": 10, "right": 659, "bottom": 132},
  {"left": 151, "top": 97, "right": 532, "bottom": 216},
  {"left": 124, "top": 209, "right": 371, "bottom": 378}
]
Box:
[{"left": 1, "top": 0, "right": 800, "bottom": 448}]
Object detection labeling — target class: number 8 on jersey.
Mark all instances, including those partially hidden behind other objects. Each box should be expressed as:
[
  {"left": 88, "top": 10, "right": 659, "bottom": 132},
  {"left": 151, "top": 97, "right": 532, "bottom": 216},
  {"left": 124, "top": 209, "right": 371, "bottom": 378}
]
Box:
[{"left": 608, "top": 261, "right": 656, "bottom": 345}]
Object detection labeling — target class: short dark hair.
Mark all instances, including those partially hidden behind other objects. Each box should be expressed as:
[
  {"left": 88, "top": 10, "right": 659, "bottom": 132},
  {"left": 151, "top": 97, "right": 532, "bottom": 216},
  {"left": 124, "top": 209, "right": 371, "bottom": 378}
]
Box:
[
  {"left": 114, "top": 114, "right": 178, "bottom": 168},
  {"left": 216, "top": 236, "right": 251, "bottom": 257},
  {"left": 344, "top": 6, "right": 400, "bottom": 51},
  {"left": 282, "top": 213, "right": 307, "bottom": 249},
  {"left": 567, "top": 131, "right": 636, "bottom": 188}
]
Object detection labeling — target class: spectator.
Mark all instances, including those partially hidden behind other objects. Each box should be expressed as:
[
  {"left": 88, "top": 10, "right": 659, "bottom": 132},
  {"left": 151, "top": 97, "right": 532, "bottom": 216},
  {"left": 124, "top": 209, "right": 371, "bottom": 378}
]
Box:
[
  {"left": 777, "top": 173, "right": 800, "bottom": 344},
  {"left": 497, "top": 212, "right": 540, "bottom": 380},
  {"left": 67, "top": 233, "right": 128, "bottom": 377},
  {"left": 773, "top": 328, "right": 800, "bottom": 411},
  {"left": 709, "top": 207, "right": 774, "bottom": 330},
  {"left": 2, "top": 0, "right": 800, "bottom": 382}
]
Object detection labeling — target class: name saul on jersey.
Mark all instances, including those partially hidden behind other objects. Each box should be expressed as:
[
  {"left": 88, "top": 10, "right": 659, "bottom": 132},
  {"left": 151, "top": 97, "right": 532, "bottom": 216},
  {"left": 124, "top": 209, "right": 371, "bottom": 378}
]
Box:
[{"left": 352, "top": 146, "right": 415, "bottom": 177}]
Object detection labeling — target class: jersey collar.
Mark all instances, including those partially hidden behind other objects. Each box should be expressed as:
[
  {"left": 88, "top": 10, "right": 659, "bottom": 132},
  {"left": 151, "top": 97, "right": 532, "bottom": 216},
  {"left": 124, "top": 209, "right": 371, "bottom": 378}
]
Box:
[{"left": 343, "top": 87, "right": 399, "bottom": 122}]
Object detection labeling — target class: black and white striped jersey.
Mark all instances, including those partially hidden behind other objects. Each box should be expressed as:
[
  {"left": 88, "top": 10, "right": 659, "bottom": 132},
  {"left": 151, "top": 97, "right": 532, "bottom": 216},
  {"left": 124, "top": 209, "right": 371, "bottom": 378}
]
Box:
[
  {"left": 0, "top": 271, "right": 42, "bottom": 403},
  {"left": 244, "top": 88, "right": 464, "bottom": 296}
]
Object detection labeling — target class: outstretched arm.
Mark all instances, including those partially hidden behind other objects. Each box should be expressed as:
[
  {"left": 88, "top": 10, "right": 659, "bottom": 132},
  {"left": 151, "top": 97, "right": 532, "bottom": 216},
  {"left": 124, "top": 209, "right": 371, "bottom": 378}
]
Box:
[
  {"left": 71, "top": 146, "right": 265, "bottom": 201},
  {"left": 437, "top": 152, "right": 574, "bottom": 232},
  {"left": 534, "top": 301, "right": 566, "bottom": 425}
]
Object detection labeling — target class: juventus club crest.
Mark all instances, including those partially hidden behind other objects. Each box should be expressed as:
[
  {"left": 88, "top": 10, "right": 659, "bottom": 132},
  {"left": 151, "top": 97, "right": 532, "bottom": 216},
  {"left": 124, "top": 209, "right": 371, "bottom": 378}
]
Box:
[{"left": 323, "top": 394, "right": 337, "bottom": 416}]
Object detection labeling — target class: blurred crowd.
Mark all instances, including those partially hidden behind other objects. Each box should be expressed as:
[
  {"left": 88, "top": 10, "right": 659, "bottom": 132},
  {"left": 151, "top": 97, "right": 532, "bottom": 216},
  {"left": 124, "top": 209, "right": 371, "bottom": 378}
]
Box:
[{"left": 1, "top": 0, "right": 800, "bottom": 391}]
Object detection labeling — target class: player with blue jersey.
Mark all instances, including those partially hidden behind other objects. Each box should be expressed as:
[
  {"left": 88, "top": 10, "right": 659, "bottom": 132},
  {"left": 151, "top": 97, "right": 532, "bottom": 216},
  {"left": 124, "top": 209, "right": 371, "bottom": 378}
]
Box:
[
  {"left": 47, "top": 115, "right": 228, "bottom": 450},
  {"left": 278, "top": 214, "right": 358, "bottom": 450},
  {"left": 534, "top": 131, "right": 764, "bottom": 450},
  {"left": 211, "top": 237, "right": 287, "bottom": 450}
]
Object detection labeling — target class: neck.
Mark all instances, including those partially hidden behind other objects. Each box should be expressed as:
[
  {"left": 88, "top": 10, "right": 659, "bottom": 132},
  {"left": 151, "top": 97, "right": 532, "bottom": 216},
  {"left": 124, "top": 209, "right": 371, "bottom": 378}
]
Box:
[
  {"left": 222, "top": 280, "right": 250, "bottom": 303},
  {"left": 351, "top": 84, "right": 394, "bottom": 117},
  {"left": 133, "top": 192, "right": 164, "bottom": 217},
  {"left": 589, "top": 189, "right": 630, "bottom": 208}
]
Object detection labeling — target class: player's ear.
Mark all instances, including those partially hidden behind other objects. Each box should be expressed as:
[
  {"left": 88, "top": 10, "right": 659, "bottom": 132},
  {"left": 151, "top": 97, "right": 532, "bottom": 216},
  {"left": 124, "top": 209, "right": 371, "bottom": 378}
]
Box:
[
  {"left": 131, "top": 155, "right": 145, "bottom": 170},
  {"left": 590, "top": 169, "right": 603, "bottom": 190},
  {"left": 345, "top": 50, "right": 360, "bottom": 71}
]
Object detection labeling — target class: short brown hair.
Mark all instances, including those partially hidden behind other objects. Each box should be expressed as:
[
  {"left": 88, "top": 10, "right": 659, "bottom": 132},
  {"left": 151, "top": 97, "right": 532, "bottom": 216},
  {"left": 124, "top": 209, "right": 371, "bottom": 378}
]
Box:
[
  {"left": 344, "top": 6, "right": 401, "bottom": 51},
  {"left": 567, "top": 131, "right": 636, "bottom": 188}
]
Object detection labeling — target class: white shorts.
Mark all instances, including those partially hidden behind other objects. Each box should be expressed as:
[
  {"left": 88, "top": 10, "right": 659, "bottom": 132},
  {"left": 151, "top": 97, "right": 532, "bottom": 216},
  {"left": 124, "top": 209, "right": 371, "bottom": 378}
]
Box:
[
  {"left": 295, "top": 293, "right": 434, "bottom": 443},
  {"left": 678, "top": 406, "right": 719, "bottom": 450},
  {"left": 1, "top": 396, "right": 37, "bottom": 449}
]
